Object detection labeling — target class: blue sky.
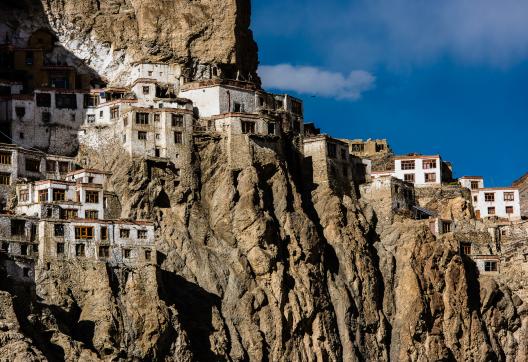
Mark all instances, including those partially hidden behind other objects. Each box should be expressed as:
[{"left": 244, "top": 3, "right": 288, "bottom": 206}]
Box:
[{"left": 252, "top": 0, "right": 528, "bottom": 186}]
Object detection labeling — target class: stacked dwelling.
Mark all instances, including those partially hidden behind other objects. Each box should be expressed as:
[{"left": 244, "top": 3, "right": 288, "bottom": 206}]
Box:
[
  {"left": 2, "top": 29, "right": 528, "bottom": 287},
  {"left": 1, "top": 168, "right": 155, "bottom": 284}
]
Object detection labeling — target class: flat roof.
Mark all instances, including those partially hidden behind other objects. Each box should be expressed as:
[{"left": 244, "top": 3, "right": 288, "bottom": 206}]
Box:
[
  {"left": 180, "top": 78, "right": 259, "bottom": 92},
  {"left": 459, "top": 176, "right": 484, "bottom": 179},
  {"left": 393, "top": 154, "right": 441, "bottom": 160},
  {"left": 66, "top": 168, "right": 112, "bottom": 177},
  {"left": 477, "top": 187, "right": 518, "bottom": 191},
  {"left": 303, "top": 134, "right": 347, "bottom": 146}
]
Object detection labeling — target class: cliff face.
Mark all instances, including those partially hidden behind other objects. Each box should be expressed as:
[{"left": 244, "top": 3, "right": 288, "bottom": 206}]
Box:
[
  {"left": 0, "top": 0, "right": 259, "bottom": 84},
  {"left": 1, "top": 137, "right": 523, "bottom": 361}
]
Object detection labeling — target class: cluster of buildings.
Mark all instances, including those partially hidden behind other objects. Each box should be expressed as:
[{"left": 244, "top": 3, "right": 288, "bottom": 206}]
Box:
[{"left": 0, "top": 29, "right": 526, "bottom": 283}]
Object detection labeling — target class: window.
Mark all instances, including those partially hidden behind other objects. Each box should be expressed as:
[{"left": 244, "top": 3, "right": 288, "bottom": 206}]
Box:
[
  {"left": 233, "top": 102, "right": 242, "bottom": 112},
  {"left": 376, "top": 144, "right": 385, "bottom": 152},
  {"left": 120, "top": 229, "right": 130, "bottom": 238},
  {"left": 473, "top": 195, "right": 478, "bottom": 202},
  {"left": 351, "top": 144, "right": 365, "bottom": 153},
  {"left": 19, "top": 190, "right": 29, "bottom": 202},
  {"left": 172, "top": 114, "right": 184, "bottom": 127},
  {"left": 470, "top": 181, "right": 479, "bottom": 190},
  {"left": 58, "top": 162, "right": 69, "bottom": 173},
  {"left": 404, "top": 174, "right": 415, "bottom": 183},
  {"left": 142, "top": 86, "right": 150, "bottom": 95},
  {"left": 42, "top": 111, "right": 51, "bottom": 123},
  {"left": 0, "top": 152, "right": 11, "bottom": 165},
  {"left": 425, "top": 173, "right": 437, "bottom": 183},
  {"left": 110, "top": 106, "right": 119, "bottom": 119},
  {"left": 124, "top": 249, "right": 131, "bottom": 258},
  {"left": 268, "top": 122, "right": 275, "bottom": 135},
  {"left": 75, "top": 243, "right": 85, "bottom": 257},
  {"left": 85, "top": 191, "right": 99, "bottom": 203},
  {"left": 70, "top": 114, "right": 76, "bottom": 122},
  {"left": 52, "top": 189, "right": 65, "bottom": 201},
  {"left": 54, "top": 224, "right": 64, "bottom": 237},
  {"left": 86, "top": 114, "right": 95, "bottom": 124},
  {"left": 15, "top": 107, "right": 25, "bottom": 118},
  {"left": 63, "top": 209, "right": 78, "bottom": 220},
  {"left": 101, "top": 226, "right": 108, "bottom": 240},
  {"left": 327, "top": 143, "right": 337, "bottom": 158},
  {"left": 441, "top": 221, "right": 452, "bottom": 234},
  {"left": 401, "top": 160, "right": 415, "bottom": 170},
  {"left": 148, "top": 71, "right": 153, "bottom": 76},
  {"left": 25, "top": 51, "right": 33, "bottom": 65},
  {"left": 38, "top": 190, "right": 48, "bottom": 202},
  {"left": 485, "top": 193, "right": 495, "bottom": 202},
  {"left": 83, "top": 94, "right": 98, "bottom": 108},
  {"left": 123, "top": 118, "right": 128, "bottom": 127},
  {"left": 85, "top": 210, "right": 99, "bottom": 219},
  {"left": 154, "top": 114, "right": 160, "bottom": 122},
  {"left": 241, "top": 121, "right": 255, "bottom": 134},
  {"left": 136, "top": 113, "right": 149, "bottom": 125},
  {"left": 25, "top": 158, "right": 40, "bottom": 172},
  {"left": 56, "top": 242, "right": 65, "bottom": 255},
  {"left": 98, "top": 246, "right": 110, "bottom": 258},
  {"left": 155, "top": 133, "right": 160, "bottom": 140},
  {"left": 46, "top": 160, "right": 56, "bottom": 172},
  {"left": 488, "top": 207, "right": 496, "bottom": 215},
  {"left": 291, "top": 100, "right": 303, "bottom": 115},
  {"left": 1, "top": 242, "right": 8, "bottom": 252},
  {"left": 504, "top": 192, "right": 515, "bottom": 201},
  {"left": 422, "top": 159, "right": 437, "bottom": 169},
  {"left": 75, "top": 226, "right": 94, "bottom": 240},
  {"left": 145, "top": 249, "right": 152, "bottom": 260},
  {"left": 506, "top": 206, "right": 514, "bottom": 214},
  {"left": 461, "top": 243, "right": 471, "bottom": 255},
  {"left": 155, "top": 148, "right": 160, "bottom": 157},
  {"left": 138, "top": 230, "right": 147, "bottom": 239},
  {"left": 484, "top": 261, "right": 498, "bottom": 272},
  {"left": 138, "top": 131, "right": 147, "bottom": 140},
  {"left": 55, "top": 94, "right": 77, "bottom": 109},
  {"left": 0, "top": 173, "right": 10, "bottom": 185},
  {"left": 11, "top": 219, "right": 25, "bottom": 236},
  {"left": 19, "top": 132, "right": 24, "bottom": 139},
  {"left": 20, "top": 244, "right": 28, "bottom": 256},
  {"left": 99, "top": 111, "right": 103, "bottom": 117},
  {"left": 174, "top": 131, "right": 182, "bottom": 144},
  {"left": 340, "top": 149, "right": 348, "bottom": 160},
  {"left": 22, "top": 267, "right": 29, "bottom": 277},
  {"left": 36, "top": 93, "right": 51, "bottom": 107}
]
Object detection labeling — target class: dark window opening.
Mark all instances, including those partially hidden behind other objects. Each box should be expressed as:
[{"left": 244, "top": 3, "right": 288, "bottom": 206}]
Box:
[
  {"left": 55, "top": 94, "right": 77, "bottom": 109},
  {"left": 36, "top": 93, "right": 51, "bottom": 107}
]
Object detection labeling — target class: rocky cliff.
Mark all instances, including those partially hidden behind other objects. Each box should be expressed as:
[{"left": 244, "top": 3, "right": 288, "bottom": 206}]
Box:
[
  {"left": 0, "top": 1, "right": 527, "bottom": 361},
  {"left": 0, "top": 0, "right": 259, "bottom": 84},
  {"left": 0, "top": 136, "right": 525, "bottom": 360}
]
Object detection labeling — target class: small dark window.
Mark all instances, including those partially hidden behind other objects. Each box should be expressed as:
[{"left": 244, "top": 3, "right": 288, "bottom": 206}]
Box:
[
  {"left": 267, "top": 122, "right": 275, "bottom": 135},
  {"left": 20, "top": 244, "right": 28, "bottom": 256},
  {"left": 98, "top": 245, "right": 110, "bottom": 258},
  {"left": 36, "top": 93, "right": 51, "bottom": 107},
  {"left": 327, "top": 144, "right": 337, "bottom": 158},
  {"left": 87, "top": 114, "right": 95, "bottom": 123},
  {"left": 1, "top": 242, "right": 8, "bottom": 252},
  {"left": 233, "top": 102, "right": 242, "bottom": 112},
  {"left": 15, "top": 107, "right": 25, "bottom": 118},
  {"left": 143, "top": 86, "right": 150, "bottom": 94},
  {"left": 25, "top": 158, "right": 41, "bottom": 172},
  {"left": 145, "top": 249, "right": 151, "bottom": 260},
  {"left": 75, "top": 243, "right": 85, "bottom": 257},
  {"left": 120, "top": 229, "right": 130, "bottom": 238},
  {"left": 124, "top": 249, "right": 131, "bottom": 258},
  {"left": 172, "top": 114, "right": 184, "bottom": 127},
  {"left": 19, "top": 132, "right": 24, "bottom": 139},
  {"left": 55, "top": 94, "right": 77, "bottom": 109},
  {"left": 56, "top": 242, "right": 65, "bottom": 255},
  {"left": 42, "top": 111, "right": 51, "bottom": 123},
  {"left": 174, "top": 131, "right": 182, "bottom": 144},
  {"left": 136, "top": 113, "right": 149, "bottom": 125},
  {"left": 23, "top": 267, "right": 30, "bottom": 277},
  {"left": 54, "top": 224, "right": 64, "bottom": 236},
  {"left": 138, "top": 131, "right": 147, "bottom": 140}
]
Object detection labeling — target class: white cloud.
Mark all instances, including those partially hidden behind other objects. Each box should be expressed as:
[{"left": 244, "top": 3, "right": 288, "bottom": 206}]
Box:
[{"left": 259, "top": 64, "right": 375, "bottom": 100}]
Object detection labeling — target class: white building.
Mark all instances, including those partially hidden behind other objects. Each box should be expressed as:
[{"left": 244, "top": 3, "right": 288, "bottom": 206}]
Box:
[
  {"left": 472, "top": 187, "right": 521, "bottom": 221},
  {"left": 371, "top": 155, "right": 451, "bottom": 187},
  {"left": 16, "top": 179, "right": 105, "bottom": 220}
]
